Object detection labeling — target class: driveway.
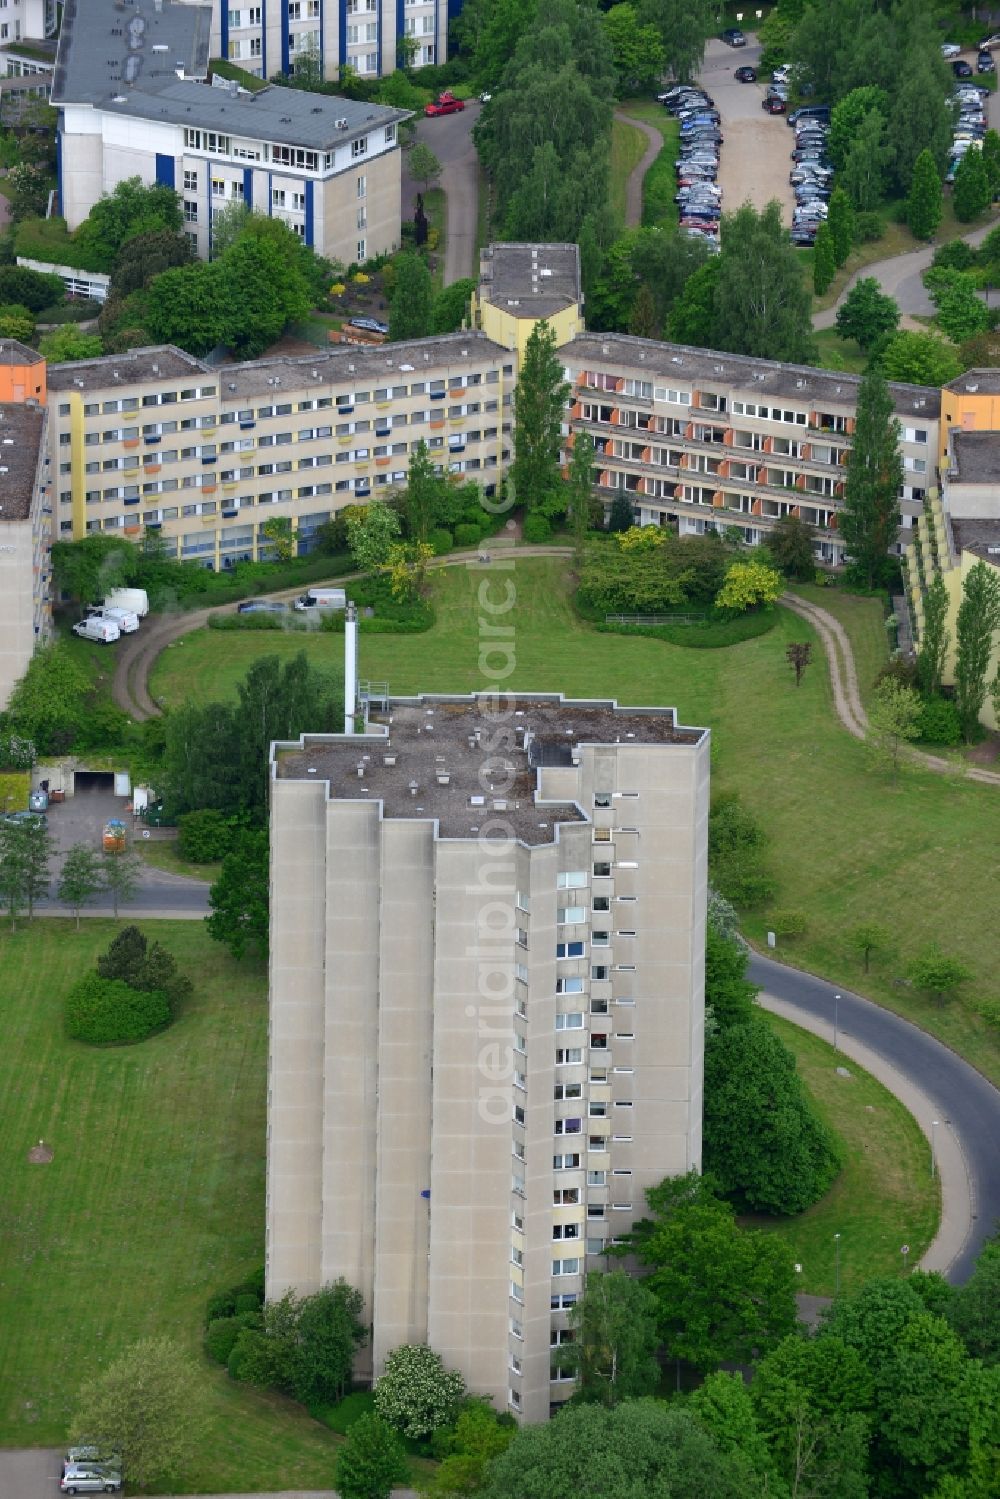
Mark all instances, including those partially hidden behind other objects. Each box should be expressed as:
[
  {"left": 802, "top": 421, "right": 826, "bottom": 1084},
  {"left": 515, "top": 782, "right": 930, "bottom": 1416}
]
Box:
[
  {"left": 0, "top": 1447, "right": 63, "bottom": 1498},
  {"left": 402, "top": 103, "right": 481, "bottom": 285},
  {"left": 699, "top": 35, "right": 795, "bottom": 223}
]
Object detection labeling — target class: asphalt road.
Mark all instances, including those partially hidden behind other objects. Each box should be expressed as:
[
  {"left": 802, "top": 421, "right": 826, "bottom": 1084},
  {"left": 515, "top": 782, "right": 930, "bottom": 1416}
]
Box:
[
  {"left": 401, "top": 101, "right": 481, "bottom": 285},
  {"left": 699, "top": 35, "right": 795, "bottom": 224},
  {"left": 749, "top": 949, "right": 1000, "bottom": 1282}
]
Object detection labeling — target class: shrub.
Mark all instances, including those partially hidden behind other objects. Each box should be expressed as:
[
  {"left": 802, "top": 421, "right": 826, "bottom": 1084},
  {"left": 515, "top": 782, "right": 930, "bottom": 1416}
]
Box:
[
  {"left": 65, "top": 972, "right": 171, "bottom": 1045},
  {"left": 933, "top": 240, "right": 976, "bottom": 272},
  {"left": 204, "top": 1317, "right": 245, "bottom": 1366},
  {"left": 97, "top": 925, "right": 192, "bottom": 1011},
  {"left": 769, "top": 908, "right": 808, "bottom": 938},
  {"left": 205, "top": 1268, "right": 265, "bottom": 1326},
  {"left": 373, "top": 1344, "right": 465, "bottom": 1440},
  {"left": 453, "top": 522, "right": 483, "bottom": 548},
  {"left": 177, "top": 809, "right": 239, "bottom": 863},
  {"left": 522, "top": 513, "right": 553, "bottom": 543},
  {"left": 854, "top": 211, "right": 883, "bottom": 244},
  {"left": 427, "top": 527, "right": 453, "bottom": 555},
  {"left": 916, "top": 695, "right": 962, "bottom": 746}
]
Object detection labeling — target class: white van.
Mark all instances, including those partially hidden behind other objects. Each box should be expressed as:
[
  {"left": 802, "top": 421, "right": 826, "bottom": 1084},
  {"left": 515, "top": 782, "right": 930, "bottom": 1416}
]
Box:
[
  {"left": 294, "top": 587, "right": 347, "bottom": 612},
  {"left": 73, "top": 616, "right": 121, "bottom": 644},
  {"left": 88, "top": 606, "right": 139, "bottom": 634},
  {"left": 104, "top": 587, "right": 149, "bottom": 617}
]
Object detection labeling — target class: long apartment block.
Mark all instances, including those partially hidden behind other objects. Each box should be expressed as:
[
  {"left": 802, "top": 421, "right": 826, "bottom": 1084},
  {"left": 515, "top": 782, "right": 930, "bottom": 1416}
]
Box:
[
  {"left": 559, "top": 333, "right": 940, "bottom": 567},
  {"left": 45, "top": 334, "right": 514, "bottom": 570},
  {"left": 267, "top": 694, "right": 709, "bottom": 1422},
  {"left": 0, "top": 341, "right": 53, "bottom": 708},
  {"left": 217, "top": 0, "right": 448, "bottom": 81}
]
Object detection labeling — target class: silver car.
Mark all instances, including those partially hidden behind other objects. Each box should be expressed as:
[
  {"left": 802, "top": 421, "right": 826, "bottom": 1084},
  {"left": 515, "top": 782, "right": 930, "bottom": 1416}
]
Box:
[{"left": 60, "top": 1465, "right": 122, "bottom": 1494}]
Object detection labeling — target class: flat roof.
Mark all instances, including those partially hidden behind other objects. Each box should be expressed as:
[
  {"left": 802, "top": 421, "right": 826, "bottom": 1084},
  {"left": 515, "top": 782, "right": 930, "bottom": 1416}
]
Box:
[
  {"left": 950, "top": 429, "right": 1000, "bottom": 484},
  {"left": 0, "top": 403, "right": 44, "bottom": 521},
  {"left": 47, "top": 345, "right": 210, "bottom": 393},
  {"left": 944, "top": 368, "right": 1000, "bottom": 396},
  {"left": 216, "top": 332, "right": 512, "bottom": 400},
  {"left": 564, "top": 332, "right": 939, "bottom": 420},
  {"left": 52, "top": 0, "right": 211, "bottom": 106},
  {"left": 275, "top": 694, "right": 705, "bottom": 845},
  {"left": 0, "top": 339, "right": 45, "bottom": 367},
  {"left": 951, "top": 519, "right": 1000, "bottom": 567},
  {"left": 100, "top": 76, "right": 406, "bottom": 151},
  {"left": 479, "top": 242, "right": 581, "bottom": 321}
]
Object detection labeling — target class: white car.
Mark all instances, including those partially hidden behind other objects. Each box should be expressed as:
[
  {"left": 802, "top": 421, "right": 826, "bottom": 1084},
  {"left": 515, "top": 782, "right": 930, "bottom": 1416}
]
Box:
[
  {"left": 772, "top": 65, "right": 790, "bottom": 83},
  {"left": 60, "top": 1466, "right": 122, "bottom": 1494},
  {"left": 941, "top": 42, "right": 962, "bottom": 58}
]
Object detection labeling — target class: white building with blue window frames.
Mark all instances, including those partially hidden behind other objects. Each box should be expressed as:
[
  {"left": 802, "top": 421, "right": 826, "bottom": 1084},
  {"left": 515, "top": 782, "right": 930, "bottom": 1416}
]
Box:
[
  {"left": 52, "top": 0, "right": 406, "bottom": 265},
  {"left": 216, "top": 0, "right": 451, "bottom": 82}
]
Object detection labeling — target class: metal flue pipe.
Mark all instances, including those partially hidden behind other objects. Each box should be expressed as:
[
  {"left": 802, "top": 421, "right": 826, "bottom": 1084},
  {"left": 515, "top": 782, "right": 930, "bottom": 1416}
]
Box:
[{"left": 344, "top": 600, "right": 358, "bottom": 735}]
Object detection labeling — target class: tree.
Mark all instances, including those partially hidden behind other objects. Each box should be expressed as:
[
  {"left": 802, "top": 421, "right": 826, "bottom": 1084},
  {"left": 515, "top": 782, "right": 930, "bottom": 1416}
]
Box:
[
  {"left": 751, "top": 1334, "right": 873, "bottom": 1498},
  {"left": 97, "top": 924, "right": 191, "bottom": 1011},
  {"left": 602, "top": 3, "right": 665, "bottom": 93},
  {"left": 764, "top": 513, "right": 817, "bottom": 581},
  {"left": 840, "top": 367, "right": 902, "bottom": 590},
  {"left": 953, "top": 148, "right": 992, "bottom": 225},
  {"left": 346, "top": 497, "right": 402, "bottom": 573},
  {"left": 566, "top": 430, "right": 596, "bottom": 559},
  {"left": 335, "top": 1413, "right": 409, "bottom": 1499},
  {"left": 0, "top": 304, "right": 35, "bottom": 342},
  {"left": 100, "top": 849, "right": 142, "bottom": 919},
  {"left": 387, "top": 540, "right": 433, "bottom": 602},
  {"left": 711, "top": 201, "right": 815, "bottom": 363},
  {"left": 408, "top": 141, "right": 442, "bottom": 190},
  {"left": 930, "top": 273, "right": 991, "bottom": 344},
  {"left": 481, "top": 1399, "right": 759, "bottom": 1499},
  {"left": 907, "top": 149, "right": 944, "bottom": 241},
  {"left": 705, "top": 918, "right": 757, "bottom": 1031},
  {"left": 688, "top": 1371, "right": 774, "bottom": 1486},
  {"left": 877, "top": 329, "right": 962, "bottom": 386},
  {"left": 848, "top": 920, "right": 891, "bottom": 973},
  {"left": 216, "top": 219, "right": 313, "bottom": 357},
  {"left": 144, "top": 260, "right": 229, "bottom": 356},
  {"left": 704, "top": 1017, "right": 841, "bottom": 1215},
  {"left": 75, "top": 176, "right": 183, "bottom": 268},
  {"left": 0, "top": 265, "right": 64, "bottom": 310},
  {"left": 947, "top": 1234, "right": 1000, "bottom": 1364},
  {"left": 954, "top": 559, "right": 1000, "bottom": 740},
  {"left": 668, "top": 256, "right": 720, "bottom": 345},
  {"left": 886, "top": 52, "right": 954, "bottom": 197},
  {"left": 110, "top": 227, "right": 193, "bottom": 295},
  {"left": 621, "top": 1173, "right": 798, "bottom": 1372},
  {"left": 827, "top": 187, "right": 855, "bottom": 268},
  {"left": 0, "top": 820, "right": 37, "bottom": 931},
  {"left": 206, "top": 828, "right": 269, "bottom": 959},
  {"left": 58, "top": 843, "right": 104, "bottom": 930},
  {"left": 374, "top": 1345, "right": 465, "bottom": 1440},
  {"left": 918, "top": 572, "right": 951, "bottom": 696},
  {"left": 813, "top": 221, "right": 836, "bottom": 296},
  {"left": 638, "top": 0, "right": 713, "bottom": 83},
  {"left": 389, "top": 251, "right": 434, "bottom": 341},
  {"left": 69, "top": 1336, "right": 206, "bottom": 1490},
  {"left": 828, "top": 86, "right": 889, "bottom": 172},
  {"left": 715, "top": 560, "right": 783, "bottom": 615},
  {"left": 607, "top": 493, "right": 633, "bottom": 533},
  {"left": 401, "top": 438, "right": 439, "bottom": 543},
  {"left": 261, "top": 516, "right": 296, "bottom": 561},
  {"left": 431, "top": 277, "right": 475, "bottom": 334},
  {"left": 786, "top": 641, "right": 813, "bottom": 687},
  {"left": 5, "top": 163, "right": 50, "bottom": 221},
  {"left": 4, "top": 640, "right": 92, "bottom": 752},
  {"left": 511, "top": 319, "right": 570, "bottom": 514},
  {"left": 908, "top": 946, "right": 972, "bottom": 1007},
  {"left": 38, "top": 326, "right": 104, "bottom": 362},
  {"left": 835, "top": 277, "right": 900, "bottom": 351},
  {"left": 866, "top": 676, "right": 922, "bottom": 780},
  {"left": 842, "top": 109, "right": 891, "bottom": 211},
  {"left": 427, "top": 1404, "right": 515, "bottom": 1496},
  {"left": 563, "top": 1271, "right": 661, "bottom": 1405},
  {"left": 981, "top": 128, "right": 1000, "bottom": 203}
]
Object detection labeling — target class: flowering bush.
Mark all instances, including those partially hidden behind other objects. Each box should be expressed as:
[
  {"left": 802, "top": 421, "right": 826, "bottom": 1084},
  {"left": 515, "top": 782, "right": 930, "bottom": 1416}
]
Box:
[
  {"left": 715, "top": 561, "right": 783, "bottom": 615},
  {"left": 0, "top": 734, "right": 37, "bottom": 770},
  {"left": 352, "top": 271, "right": 371, "bottom": 285},
  {"left": 330, "top": 282, "right": 347, "bottom": 297},
  {"left": 373, "top": 1344, "right": 465, "bottom": 1439}
]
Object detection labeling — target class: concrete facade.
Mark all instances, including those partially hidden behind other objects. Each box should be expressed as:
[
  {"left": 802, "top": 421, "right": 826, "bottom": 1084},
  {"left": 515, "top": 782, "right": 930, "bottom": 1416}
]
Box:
[
  {"left": 0, "top": 398, "right": 53, "bottom": 710},
  {"left": 215, "top": 0, "right": 448, "bottom": 82},
  {"left": 268, "top": 695, "right": 709, "bottom": 1421}
]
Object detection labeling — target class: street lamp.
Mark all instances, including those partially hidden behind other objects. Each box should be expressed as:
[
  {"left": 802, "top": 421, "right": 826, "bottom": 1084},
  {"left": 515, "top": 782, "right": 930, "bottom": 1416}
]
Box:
[
  {"left": 833, "top": 993, "right": 840, "bottom": 1052},
  {"left": 901, "top": 1243, "right": 910, "bottom": 1274},
  {"left": 931, "top": 1119, "right": 940, "bottom": 1178},
  {"left": 834, "top": 1232, "right": 841, "bottom": 1297}
]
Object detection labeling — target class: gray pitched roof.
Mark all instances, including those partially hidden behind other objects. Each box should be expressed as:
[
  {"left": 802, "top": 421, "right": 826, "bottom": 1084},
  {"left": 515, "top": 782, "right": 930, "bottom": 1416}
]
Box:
[{"left": 52, "top": 0, "right": 212, "bottom": 105}]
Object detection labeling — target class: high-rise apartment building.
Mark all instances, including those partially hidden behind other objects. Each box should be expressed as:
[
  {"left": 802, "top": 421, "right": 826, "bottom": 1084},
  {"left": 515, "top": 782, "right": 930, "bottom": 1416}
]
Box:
[
  {"left": 267, "top": 693, "right": 709, "bottom": 1421},
  {"left": 215, "top": 0, "right": 448, "bottom": 82}
]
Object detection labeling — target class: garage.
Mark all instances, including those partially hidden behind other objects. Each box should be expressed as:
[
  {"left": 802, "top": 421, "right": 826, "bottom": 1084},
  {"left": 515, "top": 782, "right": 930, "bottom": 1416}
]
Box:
[{"left": 71, "top": 770, "right": 116, "bottom": 794}]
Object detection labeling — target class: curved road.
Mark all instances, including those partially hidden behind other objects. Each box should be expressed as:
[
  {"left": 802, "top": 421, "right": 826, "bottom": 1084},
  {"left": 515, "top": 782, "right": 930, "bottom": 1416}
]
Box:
[
  {"left": 402, "top": 101, "right": 481, "bottom": 286},
  {"left": 751, "top": 950, "right": 1000, "bottom": 1283}
]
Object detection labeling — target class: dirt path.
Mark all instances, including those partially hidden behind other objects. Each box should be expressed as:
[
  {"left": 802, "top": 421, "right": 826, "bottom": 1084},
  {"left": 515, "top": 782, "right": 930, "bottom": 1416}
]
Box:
[
  {"left": 114, "top": 544, "right": 575, "bottom": 722},
  {"left": 615, "top": 110, "right": 661, "bottom": 229},
  {"left": 784, "top": 591, "right": 1000, "bottom": 787}
]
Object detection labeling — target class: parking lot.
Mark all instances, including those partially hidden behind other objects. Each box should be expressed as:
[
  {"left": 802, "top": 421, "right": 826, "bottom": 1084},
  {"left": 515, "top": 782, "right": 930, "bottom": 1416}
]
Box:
[
  {"left": 699, "top": 36, "right": 795, "bottom": 223},
  {"left": 0, "top": 1448, "right": 63, "bottom": 1499}
]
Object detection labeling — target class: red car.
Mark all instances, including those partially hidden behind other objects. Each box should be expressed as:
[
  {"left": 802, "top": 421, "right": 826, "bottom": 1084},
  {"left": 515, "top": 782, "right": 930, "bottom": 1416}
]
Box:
[
  {"left": 763, "top": 95, "right": 787, "bottom": 113},
  {"left": 425, "top": 92, "right": 465, "bottom": 117}
]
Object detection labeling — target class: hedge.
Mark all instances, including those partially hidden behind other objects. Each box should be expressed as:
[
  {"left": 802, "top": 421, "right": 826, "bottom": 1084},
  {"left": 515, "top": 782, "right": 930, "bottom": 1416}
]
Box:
[
  {"left": 596, "top": 609, "right": 778, "bottom": 649},
  {"left": 65, "top": 972, "right": 171, "bottom": 1045}
]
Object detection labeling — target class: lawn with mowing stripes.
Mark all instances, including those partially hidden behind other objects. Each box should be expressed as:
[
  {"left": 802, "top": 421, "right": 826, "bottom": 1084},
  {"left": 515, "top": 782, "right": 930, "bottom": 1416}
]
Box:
[
  {"left": 749, "top": 1013, "right": 939, "bottom": 1296},
  {"left": 150, "top": 558, "right": 1000, "bottom": 1084},
  {"left": 0, "top": 920, "right": 348, "bottom": 1492}
]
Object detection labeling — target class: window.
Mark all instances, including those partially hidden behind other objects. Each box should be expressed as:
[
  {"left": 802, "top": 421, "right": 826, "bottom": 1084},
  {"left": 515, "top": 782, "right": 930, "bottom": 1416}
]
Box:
[
  {"left": 357, "top": 239, "right": 366, "bottom": 263},
  {"left": 556, "top": 941, "right": 585, "bottom": 959},
  {"left": 557, "top": 871, "right": 587, "bottom": 889},
  {"left": 554, "top": 1187, "right": 581, "bottom": 1205},
  {"left": 183, "top": 169, "right": 198, "bottom": 191},
  {"left": 351, "top": 136, "right": 368, "bottom": 159},
  {"left": 594, "top": 792, "right": 612, "bottom": 808},
  {"left": 554, "top": 1083, "right": 583, "bottom": 1101},
  {"left": 556, "top": 977, "right": 584, "bottom": 995},
  {"left": 552, "top": 1258, "right": 580, "bottom": 1276},
  {"left": 514, "top": 962, "right": 528, "bottom": 984},
  {"left": 592, "top": 896, "right": 610, "bottom": 912},
  {"left": 593, "top": 862, "right": 611, "bottom": 877},
  {"left": 515, "top": 927, "right": 528, "bottom": 949},
  {"left": 591, "top": 965, "right": 609, "bottom": 981},
  {"left": 592, "top": 931, "right": 609, "bottom": 946},
  {"left": 555, "top": 1047, "right": 582, "bottom": 1065},
  {"left": 551, "top": 1293, "right": 578, "bottom": 1310},
  {"left": 554, "top": 1117, "right": 582, "bottom": 1135},
  {"left": 385, "top": 123, "right": 396, "bottom": 143},
  {"left": 183, "top": 201, "right": 198, "bottom": 223},
  {"left": 357, "top": 173, "right": 367, "bottom": 198},
  {"left": 555, "top": 1013, "right": 584, "bottom": 1031},
  {"left": 558, "top": 906, "right": 586, "bottom": 926},
  {"left": 510, "top": 1317, "right": 523, "bottom": 1339},
  {"left": 553, "top": 1153, "right": 581, "bottom": 1170}
]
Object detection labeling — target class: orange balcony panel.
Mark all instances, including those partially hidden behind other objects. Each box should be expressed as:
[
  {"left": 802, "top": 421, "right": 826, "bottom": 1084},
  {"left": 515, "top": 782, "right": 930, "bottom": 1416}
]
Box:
[
  {"left": 801, "top": 443, "right": 811, "bottom": 461},
  {"left": 144, "top": 463, "right": 161, "bottom": 474},
  {"left": 763, "top": 436, "right": 773, "bottom": 453},
  {"left": 751, "top": 498, "right": 763, "bottom": 515},
  {"left": 571, "top": 401, "right": 583, "bottom": 419},
  {"left": 430, "top": 419, "right": 445, "bottom": 429},
  {"left": 202, "top": 484, "right": 217, "bottom": 494},
  {"left": 795, "top": 474, "right": 807, "bottom": 490},
  {"left": 609, "top": 408, "right": 619, "bottom": 425},
  {"left": 641, "top": 446, "right": 651, "bottom": 462},
  {"left": 123, "top": 438, "right": 140, "bottom": 449},
  {"left": 712, "top": 491, "right": 725, "bottom": 508},
  {"left": 724, "top": 427, "right": 734, "bottom": 445}
]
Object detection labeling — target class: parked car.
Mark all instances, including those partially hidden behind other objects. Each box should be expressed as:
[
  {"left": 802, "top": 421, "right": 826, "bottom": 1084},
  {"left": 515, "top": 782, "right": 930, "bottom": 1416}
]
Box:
[
  {"left": 772, "top": 65, "right": 791, "bottom": 83},
  {"left": 1, "top": 810, "right": 45, "bottom": 828},
  {"left": 788, "top": 104, "right": 831, "bottom": 126},
  {"left": 64, "top": 1449, "right": 121, "bottom": 1476},
  {"left": 73, "top": 616, "right": 120, "bottom": 644},
  {"left": 953, "top": 59, "right": 974, "bottom": 77},
  {"left": 763, "top": 95, "right": 787, "bottom": 113},
  {"left": 104, "top": 586, "right": 149, "bottom": 617},
  {"left": 60, "top": 1465, "right": 122, "bottom": 1494},
  {"left": 978, "top": 50, "right": 996, "bottom": 73},
  {"left": 87, "top": 605, "right": 139, "bottom": 634},
  {"left": 734, "top": 65, "right": 757, "bottom": 82},
  {"left": 424, "top": 91, "right": 465, "bottom": 116},
  {"left": 721, "top": 26, "right": 746, "bottom": 45},
  {"left": 236, "top": 599, "right": 289, "bottom": 614},
  {"left": 941, "top": 42, "right": 962, "bottom": 58},
  {"left": 348, "top": 316, "right": 389, "bottom": 335},
  {"left": 791, "top": 228, "right": 817, "bottom": 246},
  {"left": 294, "top": 587, "right": 348, "bottom": 612},
  {"left": 979, "top": 32, "right": 1000, "bottom": 49}
]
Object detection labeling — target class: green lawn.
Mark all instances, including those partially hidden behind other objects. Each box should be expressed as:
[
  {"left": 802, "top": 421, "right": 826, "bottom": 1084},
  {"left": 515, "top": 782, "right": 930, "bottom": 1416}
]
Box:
[
  {"left": 0, "top": 920, "right": 346, "bottom": 1491},
  {"left": 611, "top": 116, "right": 649, "bottom": 226},
  {"left": 749, "top": 1013, "right": 939, "bottom": 1296},
  {"left": 138, "top": 838, "right": 220, "bottom": 885},
  {"left": 618, "top": 100, "right": 679, "bottom": 231},
  {"left": 811, "top": 326, "right": 869, "bottom": 375},
  {"left": 151, "top": 558, "right": 1000, "bottom": 1082},
  {"left": 791, "top": 581, "right": 890, "bottom": 710}
]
